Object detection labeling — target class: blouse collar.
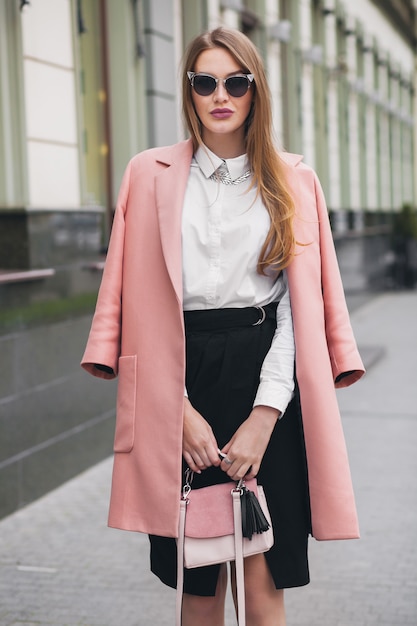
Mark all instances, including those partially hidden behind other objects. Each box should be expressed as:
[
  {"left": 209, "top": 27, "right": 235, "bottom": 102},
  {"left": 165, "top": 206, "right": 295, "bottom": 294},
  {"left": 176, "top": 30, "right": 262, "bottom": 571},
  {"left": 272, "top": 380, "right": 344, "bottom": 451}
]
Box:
[{"left": 194, "top": 144, "right": 250, "bottom": 182}]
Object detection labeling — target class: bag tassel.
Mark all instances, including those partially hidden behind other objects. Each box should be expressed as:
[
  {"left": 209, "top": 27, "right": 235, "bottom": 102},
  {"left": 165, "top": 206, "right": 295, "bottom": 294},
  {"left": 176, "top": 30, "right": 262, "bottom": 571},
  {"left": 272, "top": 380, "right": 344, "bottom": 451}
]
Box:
[{"left": 240, "top": 484, "right": 270, "bottom": 539}]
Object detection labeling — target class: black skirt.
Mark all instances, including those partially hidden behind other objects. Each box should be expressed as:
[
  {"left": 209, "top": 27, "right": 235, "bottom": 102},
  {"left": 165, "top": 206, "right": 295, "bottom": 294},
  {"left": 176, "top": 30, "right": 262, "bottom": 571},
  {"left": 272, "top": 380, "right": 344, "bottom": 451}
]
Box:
[{"left": 149, "top": 303, "right": 311, "bottom": 596}]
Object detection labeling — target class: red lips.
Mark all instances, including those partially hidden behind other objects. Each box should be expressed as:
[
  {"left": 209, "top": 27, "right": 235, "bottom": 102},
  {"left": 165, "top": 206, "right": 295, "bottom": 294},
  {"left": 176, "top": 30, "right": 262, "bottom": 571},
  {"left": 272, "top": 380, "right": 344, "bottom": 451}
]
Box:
[{"left": 210, "top": 108, "right": 233, "bottom": 119}]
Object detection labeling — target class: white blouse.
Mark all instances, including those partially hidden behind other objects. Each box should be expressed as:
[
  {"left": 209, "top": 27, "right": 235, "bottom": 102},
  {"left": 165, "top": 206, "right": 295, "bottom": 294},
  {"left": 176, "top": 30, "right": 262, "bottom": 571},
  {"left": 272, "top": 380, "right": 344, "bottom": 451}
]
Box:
[{"left": 182, "top": 145, "right": 295, "bottom": 416}]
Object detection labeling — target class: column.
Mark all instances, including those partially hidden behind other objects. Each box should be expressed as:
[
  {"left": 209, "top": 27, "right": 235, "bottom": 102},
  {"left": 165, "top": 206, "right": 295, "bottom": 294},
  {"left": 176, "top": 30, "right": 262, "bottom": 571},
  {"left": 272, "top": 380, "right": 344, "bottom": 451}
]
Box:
[
  {"left": 264, "top": 0, "right": 283, "bottom": 145},
  {"left": 399, "top": 77, "right": 414, "bottom": 205},
  {"left": 345, "top": 15, "right": 360, "bottom": 212},
  {"left": 377, "top": 51, "right": 392, "bottom": 210},
  {"left": 324, "top": 4, "right": 341, "bottom": 211},
  {"left": 363, "top": 34, "right": 378, "bottom": 211},
  {"left": 143, "top": 0, "right": 179, "bottom": 148},
  {"left": 299, "top": 0, "right": 315, "bottom": 168},
  {"left": 0, "top": 0, "right": 27, "bottom": 208}
]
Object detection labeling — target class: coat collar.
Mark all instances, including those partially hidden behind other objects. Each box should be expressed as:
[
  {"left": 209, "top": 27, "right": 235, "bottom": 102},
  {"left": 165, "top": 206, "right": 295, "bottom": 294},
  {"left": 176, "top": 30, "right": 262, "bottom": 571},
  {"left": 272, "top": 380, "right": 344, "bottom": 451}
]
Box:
[{"left": 279, "top": 152, "right": 304, "bottom": 167}]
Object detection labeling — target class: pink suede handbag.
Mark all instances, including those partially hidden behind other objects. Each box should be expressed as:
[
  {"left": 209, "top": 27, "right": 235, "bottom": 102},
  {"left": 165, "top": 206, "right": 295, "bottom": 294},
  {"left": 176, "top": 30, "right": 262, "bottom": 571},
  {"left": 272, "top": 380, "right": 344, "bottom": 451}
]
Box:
[{"left": 176, "top": 470, "right": 274, "bottom": 626}]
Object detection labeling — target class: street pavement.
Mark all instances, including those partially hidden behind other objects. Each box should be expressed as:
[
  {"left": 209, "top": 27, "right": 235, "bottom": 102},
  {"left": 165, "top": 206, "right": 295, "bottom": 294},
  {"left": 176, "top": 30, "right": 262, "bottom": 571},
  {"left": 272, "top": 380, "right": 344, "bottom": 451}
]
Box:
[{"left": 0, "top": 291, "right": 416, "bottom": 626}]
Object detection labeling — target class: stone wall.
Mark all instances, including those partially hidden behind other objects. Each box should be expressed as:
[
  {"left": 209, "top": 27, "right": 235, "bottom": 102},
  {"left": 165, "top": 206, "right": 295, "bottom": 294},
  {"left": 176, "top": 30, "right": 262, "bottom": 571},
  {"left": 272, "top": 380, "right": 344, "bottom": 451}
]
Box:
[{"left": 0, "top": 316, "right": 116, "bottom": 519}]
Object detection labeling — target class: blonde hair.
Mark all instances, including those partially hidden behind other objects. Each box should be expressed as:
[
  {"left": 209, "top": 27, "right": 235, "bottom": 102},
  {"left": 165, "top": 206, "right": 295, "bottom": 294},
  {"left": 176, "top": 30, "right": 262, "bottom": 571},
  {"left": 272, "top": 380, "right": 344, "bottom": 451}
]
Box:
[{"left": 182, "top": 27, "right": 295, "bottom": 274}]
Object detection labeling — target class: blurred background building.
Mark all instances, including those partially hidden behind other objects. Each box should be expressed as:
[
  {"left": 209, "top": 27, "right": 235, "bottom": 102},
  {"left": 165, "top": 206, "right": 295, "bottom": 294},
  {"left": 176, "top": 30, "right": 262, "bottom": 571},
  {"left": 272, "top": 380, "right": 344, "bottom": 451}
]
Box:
[{"left": 0, "top": 0, "right": 416, "bottom": 518}]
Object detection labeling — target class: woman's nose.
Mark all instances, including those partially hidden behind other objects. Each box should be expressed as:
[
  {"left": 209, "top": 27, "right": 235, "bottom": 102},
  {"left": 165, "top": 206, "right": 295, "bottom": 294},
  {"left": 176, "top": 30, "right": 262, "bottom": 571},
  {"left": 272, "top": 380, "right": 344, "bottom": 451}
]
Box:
[{"left": 214, "top": 81, "right": 229, "bottom": 101}]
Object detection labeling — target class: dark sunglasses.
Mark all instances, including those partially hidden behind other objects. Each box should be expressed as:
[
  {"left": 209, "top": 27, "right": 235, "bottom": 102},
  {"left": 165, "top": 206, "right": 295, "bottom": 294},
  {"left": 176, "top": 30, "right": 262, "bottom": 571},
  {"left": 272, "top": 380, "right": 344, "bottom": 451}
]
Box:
[{"left": 187, "top": 71, "right": 254, "bottom": 97}]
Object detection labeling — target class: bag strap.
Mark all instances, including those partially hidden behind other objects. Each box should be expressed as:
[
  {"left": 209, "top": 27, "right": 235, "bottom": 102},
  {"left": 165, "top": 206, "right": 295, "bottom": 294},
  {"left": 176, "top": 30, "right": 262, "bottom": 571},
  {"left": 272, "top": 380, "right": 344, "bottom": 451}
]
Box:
[
  {"left": 176, "top": 483, "right": 246, "bottom": 626},
  {"left": 176, "top": 497, "right": 187, "bottom": 625},
  {"left": 232, "top": 487, "right": 246, "bottom": 626}
]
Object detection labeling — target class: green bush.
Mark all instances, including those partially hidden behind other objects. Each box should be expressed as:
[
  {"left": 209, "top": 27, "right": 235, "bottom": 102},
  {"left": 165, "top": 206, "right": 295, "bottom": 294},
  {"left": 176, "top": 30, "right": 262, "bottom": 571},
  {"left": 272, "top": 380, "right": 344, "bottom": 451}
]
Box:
[{"left": 392, "top": 204, "right": 417, "bottom": 241}]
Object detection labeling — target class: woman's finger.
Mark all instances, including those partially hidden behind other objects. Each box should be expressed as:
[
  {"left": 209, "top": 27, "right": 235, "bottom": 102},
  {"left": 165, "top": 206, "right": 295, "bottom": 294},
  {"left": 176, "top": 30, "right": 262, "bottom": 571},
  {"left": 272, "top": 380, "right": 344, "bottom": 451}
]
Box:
[
  {"left": 228, "top": 462, "right": 254, "bottom": 481},
  {"left": 182, "top": 450, "right": 202, "bottom": 474}
]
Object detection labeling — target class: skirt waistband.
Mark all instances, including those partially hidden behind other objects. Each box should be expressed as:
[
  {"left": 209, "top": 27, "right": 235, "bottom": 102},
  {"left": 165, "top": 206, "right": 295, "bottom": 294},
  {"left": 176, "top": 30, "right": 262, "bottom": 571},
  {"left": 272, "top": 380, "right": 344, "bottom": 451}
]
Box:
[{"left": 184, "top": 302, "right": 278, "bottom": 332}]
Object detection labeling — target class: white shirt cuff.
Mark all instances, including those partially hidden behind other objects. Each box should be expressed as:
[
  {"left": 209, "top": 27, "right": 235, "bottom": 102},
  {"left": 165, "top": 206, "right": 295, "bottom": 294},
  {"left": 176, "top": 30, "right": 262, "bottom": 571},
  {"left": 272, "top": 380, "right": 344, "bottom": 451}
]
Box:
[{"left": 253, "top": 383, "right": 295, "bottom": 418}]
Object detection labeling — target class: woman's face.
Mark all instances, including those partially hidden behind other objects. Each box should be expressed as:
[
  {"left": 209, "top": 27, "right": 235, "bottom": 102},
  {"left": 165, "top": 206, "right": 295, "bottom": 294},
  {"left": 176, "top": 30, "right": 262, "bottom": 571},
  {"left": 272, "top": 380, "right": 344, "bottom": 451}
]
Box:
[{"left": 190, "top": 47, "right": 253, "bottom": 155}]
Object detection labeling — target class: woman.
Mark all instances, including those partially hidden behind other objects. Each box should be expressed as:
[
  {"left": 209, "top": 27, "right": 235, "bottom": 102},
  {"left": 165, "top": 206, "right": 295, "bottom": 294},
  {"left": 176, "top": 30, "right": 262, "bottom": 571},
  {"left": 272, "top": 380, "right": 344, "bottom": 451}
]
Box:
[{"left": 82, "top": 27, "right": 365, "bottom": 626}]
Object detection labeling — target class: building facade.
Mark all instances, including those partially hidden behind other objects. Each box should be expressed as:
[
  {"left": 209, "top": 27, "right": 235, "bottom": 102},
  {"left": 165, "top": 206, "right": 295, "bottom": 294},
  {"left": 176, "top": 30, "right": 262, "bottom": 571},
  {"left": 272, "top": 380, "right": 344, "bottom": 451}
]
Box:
[{"left": 0, "top": 0, "right": 416, "bottom": 517}]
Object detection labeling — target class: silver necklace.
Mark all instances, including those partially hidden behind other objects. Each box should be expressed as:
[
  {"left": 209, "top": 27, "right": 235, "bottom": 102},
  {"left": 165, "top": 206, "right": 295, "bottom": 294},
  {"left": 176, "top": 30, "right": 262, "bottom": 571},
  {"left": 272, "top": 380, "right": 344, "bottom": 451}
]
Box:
[{"left": 209, "top": 167, "right": 252, "bottom": 185}]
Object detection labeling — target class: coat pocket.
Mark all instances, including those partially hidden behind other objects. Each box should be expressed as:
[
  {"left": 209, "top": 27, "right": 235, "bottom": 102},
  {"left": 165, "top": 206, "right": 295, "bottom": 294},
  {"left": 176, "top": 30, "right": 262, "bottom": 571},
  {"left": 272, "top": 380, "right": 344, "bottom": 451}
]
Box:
[{"left": 114, "top": 355, "right": 137, "bottom": 452}]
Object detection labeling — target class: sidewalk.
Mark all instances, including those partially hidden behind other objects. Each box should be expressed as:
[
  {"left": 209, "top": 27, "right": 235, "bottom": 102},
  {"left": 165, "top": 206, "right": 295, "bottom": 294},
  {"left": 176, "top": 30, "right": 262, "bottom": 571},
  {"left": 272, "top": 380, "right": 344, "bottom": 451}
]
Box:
[{"left": 0, "top": 291, "right": 416, "bottom": 626}]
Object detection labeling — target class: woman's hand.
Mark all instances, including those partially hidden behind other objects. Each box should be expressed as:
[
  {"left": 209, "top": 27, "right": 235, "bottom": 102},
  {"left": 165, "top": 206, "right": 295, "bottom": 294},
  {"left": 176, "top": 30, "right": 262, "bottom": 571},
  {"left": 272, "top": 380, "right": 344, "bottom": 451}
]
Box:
[
  {"left": 219, "top": 405, "right": 280, "bottom": 480},
  {"left": 183, "top": 397, "right": 221, "bottom": 473}
]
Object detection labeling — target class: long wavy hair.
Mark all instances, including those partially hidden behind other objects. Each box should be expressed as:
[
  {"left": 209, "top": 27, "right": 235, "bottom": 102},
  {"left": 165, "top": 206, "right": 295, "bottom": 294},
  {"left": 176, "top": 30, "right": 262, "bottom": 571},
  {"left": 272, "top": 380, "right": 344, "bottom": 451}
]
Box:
[{"left": 182, "top": 27, "right": 296, "bottom": 274}]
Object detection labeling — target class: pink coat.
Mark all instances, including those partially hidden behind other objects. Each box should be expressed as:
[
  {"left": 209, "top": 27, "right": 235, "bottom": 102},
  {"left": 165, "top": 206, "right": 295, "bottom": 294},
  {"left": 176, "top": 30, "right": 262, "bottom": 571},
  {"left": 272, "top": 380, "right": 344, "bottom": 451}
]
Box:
[{"left": 81, "top": 139, "right": 365, "bottom": 541}]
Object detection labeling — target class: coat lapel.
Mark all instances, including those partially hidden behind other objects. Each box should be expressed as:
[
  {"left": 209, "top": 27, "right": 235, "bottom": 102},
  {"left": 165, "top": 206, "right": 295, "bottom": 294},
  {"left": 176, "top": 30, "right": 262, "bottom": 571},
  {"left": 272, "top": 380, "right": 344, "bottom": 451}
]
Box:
[{"left": 155, "top": 139, "right": 194, "bottom": 303}]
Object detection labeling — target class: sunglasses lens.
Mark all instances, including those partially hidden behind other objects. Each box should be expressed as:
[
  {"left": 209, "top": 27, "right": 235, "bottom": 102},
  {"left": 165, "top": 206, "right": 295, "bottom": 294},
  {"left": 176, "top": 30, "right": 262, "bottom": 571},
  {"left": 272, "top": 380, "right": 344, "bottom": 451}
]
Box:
[
  {"left": 225, "top": 76, "right": 249, "bottom": 97},
  {"left": 193, "top": 74, "right": 217, "bottom": 96}
]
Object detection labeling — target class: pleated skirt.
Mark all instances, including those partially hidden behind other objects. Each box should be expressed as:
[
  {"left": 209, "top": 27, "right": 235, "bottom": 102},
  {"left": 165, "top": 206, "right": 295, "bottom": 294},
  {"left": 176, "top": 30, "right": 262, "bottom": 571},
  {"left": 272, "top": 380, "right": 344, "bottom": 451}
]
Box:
[{"left": 149, "top": 303, "right": 311, "bottom": 596}]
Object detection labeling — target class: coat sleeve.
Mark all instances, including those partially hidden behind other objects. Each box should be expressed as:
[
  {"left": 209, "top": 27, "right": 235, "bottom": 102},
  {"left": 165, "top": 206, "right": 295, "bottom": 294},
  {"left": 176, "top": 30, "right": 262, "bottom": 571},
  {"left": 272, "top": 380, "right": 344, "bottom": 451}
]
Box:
[
  {"left": 314, "top": 172, "right": 365, "bottom": 388},
  {"left": 80, "top": 161, "right": 132, "bottom": 379}
]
